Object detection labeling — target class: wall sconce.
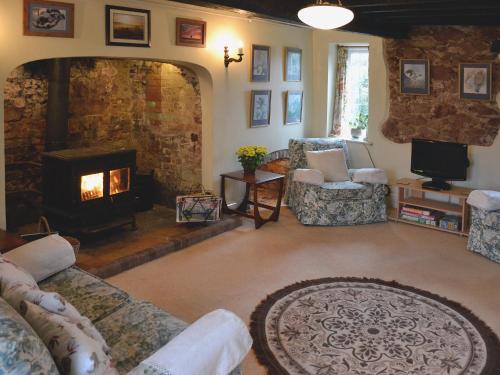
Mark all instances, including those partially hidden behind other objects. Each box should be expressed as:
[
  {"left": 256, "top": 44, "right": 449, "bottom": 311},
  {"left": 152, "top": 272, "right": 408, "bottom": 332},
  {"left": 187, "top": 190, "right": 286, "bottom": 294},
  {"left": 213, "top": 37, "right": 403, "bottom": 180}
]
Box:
[{"left": 224, "top": 46, "right": 244, "bottom": 68}]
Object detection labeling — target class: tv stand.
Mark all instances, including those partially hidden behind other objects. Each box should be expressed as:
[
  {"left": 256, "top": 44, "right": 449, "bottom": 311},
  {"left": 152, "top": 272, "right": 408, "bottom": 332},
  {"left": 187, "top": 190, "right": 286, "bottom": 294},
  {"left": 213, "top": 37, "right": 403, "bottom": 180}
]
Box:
[
  {"left": 422, "top": 179, "right": 451, "bottom": 191},
  {"left": 390, "top": 178, "right": 473, "bottom": 236}
]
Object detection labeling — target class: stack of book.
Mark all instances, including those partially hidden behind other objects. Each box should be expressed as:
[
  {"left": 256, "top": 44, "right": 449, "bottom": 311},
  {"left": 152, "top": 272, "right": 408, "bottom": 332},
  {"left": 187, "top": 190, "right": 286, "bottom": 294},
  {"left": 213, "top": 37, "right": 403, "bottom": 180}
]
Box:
[
  {"left": 439, "top": 215, "right": 461, "bottom": 232},
  {"left": 399, "top": 206, "right": 443, "bottom": 227}
]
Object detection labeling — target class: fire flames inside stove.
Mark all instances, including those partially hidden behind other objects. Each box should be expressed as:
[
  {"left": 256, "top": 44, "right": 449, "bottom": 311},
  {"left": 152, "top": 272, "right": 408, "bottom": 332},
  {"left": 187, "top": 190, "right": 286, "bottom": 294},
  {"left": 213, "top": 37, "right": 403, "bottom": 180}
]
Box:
[
  {"left": 110, "top": 168, "right": 130, "bottom": 196},
  {"left": 81, "top": 173, "right": 104, "bottom": 202}
]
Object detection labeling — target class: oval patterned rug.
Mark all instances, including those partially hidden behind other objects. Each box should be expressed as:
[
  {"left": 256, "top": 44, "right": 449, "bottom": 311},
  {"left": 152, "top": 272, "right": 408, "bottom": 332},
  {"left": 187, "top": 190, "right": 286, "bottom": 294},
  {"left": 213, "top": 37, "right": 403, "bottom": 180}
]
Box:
[{"left": 250, "top": 278, "right": 500, "bottom": 375}]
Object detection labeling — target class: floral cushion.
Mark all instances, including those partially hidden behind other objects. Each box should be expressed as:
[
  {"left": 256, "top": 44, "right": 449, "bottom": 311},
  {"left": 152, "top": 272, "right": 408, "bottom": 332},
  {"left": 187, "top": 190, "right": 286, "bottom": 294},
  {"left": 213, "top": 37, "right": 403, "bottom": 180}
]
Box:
[
  {"left": 21, "top": 300, "right": 118, "bottom": 375},
  {"left": 3, "top": 282, "right": 110, "bottom": 355},
  {"left": 39, "top": 267, "right": 130, "bottom": 322},
  {"left": 0, "top": 256, "right": 37, "bottom": 294},
  {"left": 94, "top": 300, "right": 187, "bottom": 374},
  {"left": 289, "top": 181, "right": 387, "bottom": 226},
  {"left": 318, "top": 181, "right": 374, "bottom": 200},
  {"left": 0, "top": 297, "right": 59, "bottom": 375}
]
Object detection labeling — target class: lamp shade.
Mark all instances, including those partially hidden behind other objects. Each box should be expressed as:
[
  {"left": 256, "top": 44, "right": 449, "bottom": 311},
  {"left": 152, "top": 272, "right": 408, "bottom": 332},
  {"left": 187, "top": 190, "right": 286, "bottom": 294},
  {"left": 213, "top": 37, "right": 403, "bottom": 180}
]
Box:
[{"left": 298, "top": 4, "right": 354, "bottom": 30}]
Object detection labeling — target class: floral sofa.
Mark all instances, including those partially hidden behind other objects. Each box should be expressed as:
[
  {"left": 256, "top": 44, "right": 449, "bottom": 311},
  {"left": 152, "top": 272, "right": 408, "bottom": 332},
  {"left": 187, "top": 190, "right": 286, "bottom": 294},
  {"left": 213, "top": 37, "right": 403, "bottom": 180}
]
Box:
[
  {"left": 1, "top": 264, "right": 243, "bottom": 375},
  {"left": 468, "top": 207, "right": 500, "bottom": 264},
  {"left": 287, "top": 138, "right": 387, "bottom": 226}
]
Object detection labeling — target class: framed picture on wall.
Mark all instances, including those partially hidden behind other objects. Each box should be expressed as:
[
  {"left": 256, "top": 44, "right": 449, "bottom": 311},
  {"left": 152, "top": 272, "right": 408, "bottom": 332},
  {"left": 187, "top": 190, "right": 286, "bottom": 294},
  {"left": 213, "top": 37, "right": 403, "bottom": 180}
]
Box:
[
  {"left": 105, "top": 5, "right": 151, "bottom": 47},
  {"left": 23, "top": 0, "right": 74, "bottom": 38},
  {"left": 285, "top": 91, "right": 303, "bottom": 125},
  {"left": 459, "top": 63, "right": 492, "bottom": 101},
  {"left": 250, "top": 90, "right": 272, "bottom": 127},
  {"left": 400, "top": 59, "right": 430, "bottom": 95},
  {"left": 176, "top": 18, "right": 207, "bottom": 48},
  {"left": 285, "top": 48, "right": 302, "bottom": 82},
  {"left": 251, "top": 45, "right": 271, "bottom": 82}
]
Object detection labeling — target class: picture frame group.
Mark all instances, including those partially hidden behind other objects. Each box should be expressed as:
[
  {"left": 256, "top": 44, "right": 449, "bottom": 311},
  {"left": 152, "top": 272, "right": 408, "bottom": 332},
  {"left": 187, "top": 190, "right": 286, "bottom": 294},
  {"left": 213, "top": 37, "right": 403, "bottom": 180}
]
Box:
[
  {"left": 250, "top": 45, "right": 304, "bottom": 127},
  {"left": 400, "top": 59, "right": 493, "bottom": 101}
]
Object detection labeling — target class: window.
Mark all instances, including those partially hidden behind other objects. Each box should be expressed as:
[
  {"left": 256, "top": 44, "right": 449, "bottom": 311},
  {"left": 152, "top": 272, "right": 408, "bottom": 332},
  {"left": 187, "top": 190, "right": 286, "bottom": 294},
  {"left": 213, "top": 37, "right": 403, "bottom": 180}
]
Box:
[{"left": 332, "top": 46, "right": 369, "bottom": 140}]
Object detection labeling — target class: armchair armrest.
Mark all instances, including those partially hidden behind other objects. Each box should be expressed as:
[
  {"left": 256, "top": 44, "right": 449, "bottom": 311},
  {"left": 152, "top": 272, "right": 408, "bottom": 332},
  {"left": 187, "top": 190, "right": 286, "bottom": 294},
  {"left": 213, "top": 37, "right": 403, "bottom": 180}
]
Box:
[
  {"left": 293, "top": 169, "right": 325, "bottom": 185},
  {"left": 128, "top": 309, "right": 252, "bottom": 375},
  {"left": 349, "top": 168, "right": 388, "bottom": 185},
  {"left": 467, "top": 190, "right": 500, "bottom": 211}
]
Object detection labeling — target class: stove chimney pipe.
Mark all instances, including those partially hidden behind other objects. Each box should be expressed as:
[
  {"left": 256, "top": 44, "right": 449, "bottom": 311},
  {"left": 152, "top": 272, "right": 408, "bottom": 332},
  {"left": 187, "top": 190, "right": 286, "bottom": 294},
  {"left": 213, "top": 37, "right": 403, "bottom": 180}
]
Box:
[{"left": 45, "top": 58, "right": 70, "bottom": 151}]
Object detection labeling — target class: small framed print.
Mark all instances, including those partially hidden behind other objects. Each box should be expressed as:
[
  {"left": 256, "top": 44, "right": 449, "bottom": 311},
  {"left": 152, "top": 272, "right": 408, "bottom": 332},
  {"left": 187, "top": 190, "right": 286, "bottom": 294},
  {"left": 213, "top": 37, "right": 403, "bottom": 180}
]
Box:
[
  {"left": 285, "top": 48, "right": 302, "bottom": 82},
  {"left": 250, "top": 90, "right": 272, "bottom": 127},
  {"left": 23, "top": 0, "right": 74, "bottom": 38},
  {"left": 252, "top": 45, "right": 271, "bottom": 82},
  {"left": 176, "top": 18, "right": 207, "bottom": 48},
  {"left": 106, "top": 5, "right": 151, "bottom": 47},
  {"left": 285, "top": 91, "right": 303, "bottom": 125},
  {"left": 400, "top": 59, "right": 430, "bottom": 95},
  {"left": 460, "top": 63, "right": 492, "bottom": 101}
]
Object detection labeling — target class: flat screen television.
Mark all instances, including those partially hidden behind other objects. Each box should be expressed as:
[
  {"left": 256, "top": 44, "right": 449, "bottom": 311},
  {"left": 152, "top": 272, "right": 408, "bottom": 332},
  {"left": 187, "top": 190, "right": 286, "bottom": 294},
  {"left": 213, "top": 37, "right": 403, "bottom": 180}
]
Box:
[{"left": 411, "top": 138, "right": 468, "bottom": 191}]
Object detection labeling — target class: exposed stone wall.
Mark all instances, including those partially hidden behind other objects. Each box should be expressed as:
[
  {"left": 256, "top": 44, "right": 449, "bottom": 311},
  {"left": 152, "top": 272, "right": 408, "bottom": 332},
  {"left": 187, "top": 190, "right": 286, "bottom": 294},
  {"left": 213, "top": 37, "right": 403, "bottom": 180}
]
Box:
[
  {"left": 4, "top": 58, "right": 202, "bottom": 228},
  {"left": 67, "top": 59, "right": 202, "bottom": 203},
  {"left": 382, "top": 26, "right": 500, "bottom": 146}
]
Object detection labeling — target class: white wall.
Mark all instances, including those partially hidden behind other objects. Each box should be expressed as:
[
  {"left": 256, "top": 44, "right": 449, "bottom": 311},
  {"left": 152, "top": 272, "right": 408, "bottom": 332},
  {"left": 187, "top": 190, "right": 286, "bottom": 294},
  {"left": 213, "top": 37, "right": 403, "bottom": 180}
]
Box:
[
  {"left": 312, "top": 30, "right": 500, "bottom": 204},
  {"left": 0, "top": 0, "right": 313, "bottom": 228}
]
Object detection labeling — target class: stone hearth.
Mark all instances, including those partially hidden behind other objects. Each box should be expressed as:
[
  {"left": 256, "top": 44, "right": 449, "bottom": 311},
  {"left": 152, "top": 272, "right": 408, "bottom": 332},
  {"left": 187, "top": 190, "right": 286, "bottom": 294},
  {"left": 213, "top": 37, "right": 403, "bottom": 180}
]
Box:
[{"left": 76, "top": 206, "right": 241, "bottom": 278}]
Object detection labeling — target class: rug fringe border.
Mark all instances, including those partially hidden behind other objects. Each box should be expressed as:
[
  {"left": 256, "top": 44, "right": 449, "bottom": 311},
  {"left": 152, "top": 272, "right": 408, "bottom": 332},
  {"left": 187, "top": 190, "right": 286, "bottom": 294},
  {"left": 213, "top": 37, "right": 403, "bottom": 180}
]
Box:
[{"left": 249, "top": 277, "right": 500, "bottom": 375}]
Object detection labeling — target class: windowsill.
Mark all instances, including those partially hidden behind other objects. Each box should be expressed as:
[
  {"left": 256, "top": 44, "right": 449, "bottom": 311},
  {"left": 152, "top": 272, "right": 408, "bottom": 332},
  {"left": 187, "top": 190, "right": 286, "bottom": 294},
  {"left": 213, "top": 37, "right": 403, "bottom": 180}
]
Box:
[{"left": 329, "top": 136, "right": 373, "bottom": 146}]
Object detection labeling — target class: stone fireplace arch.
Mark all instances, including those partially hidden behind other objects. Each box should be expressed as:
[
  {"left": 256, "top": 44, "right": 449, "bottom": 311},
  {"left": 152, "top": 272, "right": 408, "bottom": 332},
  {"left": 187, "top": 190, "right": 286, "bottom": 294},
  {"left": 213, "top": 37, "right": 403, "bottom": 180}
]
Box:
[{"left": 3, "top": 57, "right": 214, "bottom": 230}]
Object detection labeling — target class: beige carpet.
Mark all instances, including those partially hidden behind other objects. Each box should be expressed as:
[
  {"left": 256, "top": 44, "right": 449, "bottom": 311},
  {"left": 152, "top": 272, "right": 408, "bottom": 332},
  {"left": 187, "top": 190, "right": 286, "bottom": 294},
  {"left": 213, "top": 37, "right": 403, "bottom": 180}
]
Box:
[{"left": 107, "top": 208, "right": 500, "bottom": 375}]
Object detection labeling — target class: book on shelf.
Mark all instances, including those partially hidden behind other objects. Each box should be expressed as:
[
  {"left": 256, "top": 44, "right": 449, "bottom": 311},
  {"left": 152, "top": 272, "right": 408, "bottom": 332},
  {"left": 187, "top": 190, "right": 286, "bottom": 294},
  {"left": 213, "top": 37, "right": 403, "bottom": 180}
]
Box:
[
  {"left": 401, "top": 206, "right": 432, "bottom": 216},
  {"left": 400, "top": 213, "right": 438, "bottom": 227}
]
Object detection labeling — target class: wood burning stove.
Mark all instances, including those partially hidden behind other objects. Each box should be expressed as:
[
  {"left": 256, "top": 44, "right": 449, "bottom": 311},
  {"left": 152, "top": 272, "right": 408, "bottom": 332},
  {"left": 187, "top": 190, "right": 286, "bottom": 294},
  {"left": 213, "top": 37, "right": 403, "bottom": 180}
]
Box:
[{"left": 42, "top": 147, "right": 136, "bottom": 235}]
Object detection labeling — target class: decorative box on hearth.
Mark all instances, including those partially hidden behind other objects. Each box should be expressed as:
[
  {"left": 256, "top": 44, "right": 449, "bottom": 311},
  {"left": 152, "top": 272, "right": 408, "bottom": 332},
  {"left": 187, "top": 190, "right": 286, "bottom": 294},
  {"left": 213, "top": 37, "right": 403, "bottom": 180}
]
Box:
[
  {"left": 42, "top": 146, "right": 136, "bottom": 235},
  {"left": 176, "top": 193, "right": 222, "bottom": 223}
]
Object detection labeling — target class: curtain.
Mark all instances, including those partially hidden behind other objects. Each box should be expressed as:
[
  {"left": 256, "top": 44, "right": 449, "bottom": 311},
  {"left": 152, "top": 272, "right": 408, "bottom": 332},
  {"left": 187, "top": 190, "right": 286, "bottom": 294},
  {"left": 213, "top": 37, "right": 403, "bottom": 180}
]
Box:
[{"left": 331, "top": 46, "right": 348, "bottom": 137}]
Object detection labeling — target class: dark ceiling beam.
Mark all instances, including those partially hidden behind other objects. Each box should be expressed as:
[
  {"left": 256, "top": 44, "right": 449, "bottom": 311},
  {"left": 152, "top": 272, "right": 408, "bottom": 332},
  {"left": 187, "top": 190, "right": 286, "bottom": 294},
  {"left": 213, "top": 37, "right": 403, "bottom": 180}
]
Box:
[
  {"left": 345, "top": 0, "right": 469, "bottom": 8},
  {"left": 170, "top": 0, "right": 500, "bottom": 39},
  {"left": 172, "top": 0, "right": 410, "bottom": 38}
]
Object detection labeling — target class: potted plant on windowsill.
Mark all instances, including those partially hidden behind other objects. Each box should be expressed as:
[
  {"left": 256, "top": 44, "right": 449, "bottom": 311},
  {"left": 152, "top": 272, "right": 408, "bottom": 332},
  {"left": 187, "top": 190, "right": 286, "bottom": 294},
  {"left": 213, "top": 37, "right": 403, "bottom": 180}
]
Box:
[{"left": 349, "top": 113, "right": 368, "bottom": 139}]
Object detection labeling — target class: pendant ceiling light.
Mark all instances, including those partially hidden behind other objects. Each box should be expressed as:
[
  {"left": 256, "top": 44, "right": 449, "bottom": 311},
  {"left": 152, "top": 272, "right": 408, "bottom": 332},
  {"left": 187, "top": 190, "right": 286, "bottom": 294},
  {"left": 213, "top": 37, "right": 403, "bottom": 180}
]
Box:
[{"left": 298, "top": 0, "right": 354, "bottom": 30}]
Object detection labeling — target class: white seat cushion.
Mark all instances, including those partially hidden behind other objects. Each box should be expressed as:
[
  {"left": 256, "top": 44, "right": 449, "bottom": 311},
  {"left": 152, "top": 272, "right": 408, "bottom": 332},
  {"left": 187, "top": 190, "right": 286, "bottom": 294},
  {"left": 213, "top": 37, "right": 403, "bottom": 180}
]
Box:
[
  {"left": 467, "top": 190, "right": 500, "bottom": 211},
  {"left": 306, "top": 149, "right": 349, "bottom": 182},
  {"left": 293, "top": 169, "right": 325, "bottom": 185}
]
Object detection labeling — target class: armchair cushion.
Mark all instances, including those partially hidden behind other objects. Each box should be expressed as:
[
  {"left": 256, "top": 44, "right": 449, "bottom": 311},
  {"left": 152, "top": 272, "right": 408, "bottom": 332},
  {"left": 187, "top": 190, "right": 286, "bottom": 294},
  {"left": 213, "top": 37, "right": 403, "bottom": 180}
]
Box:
[
  {"left": 350, "top": 168, "right": 388, "bottom": 185},
  {"left": 467, "top": 190, "right": 500, "bottom": 212},
  {"left": 306, "top": 149, "right": 349, "bottom": 182},
  {"left": 319, "top": 181, "right": 374, "bottom": 201},
  {"left": 293, "top": 169, "right": 324, "bottom": 185}
]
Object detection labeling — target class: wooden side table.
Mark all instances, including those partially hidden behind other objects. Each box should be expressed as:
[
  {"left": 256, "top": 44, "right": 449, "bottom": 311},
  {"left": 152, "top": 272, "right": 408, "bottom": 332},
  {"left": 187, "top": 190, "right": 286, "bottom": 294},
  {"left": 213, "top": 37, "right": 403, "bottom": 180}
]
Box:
[{"left": 220, "top": 170, "right": 285, "bottom": 229}]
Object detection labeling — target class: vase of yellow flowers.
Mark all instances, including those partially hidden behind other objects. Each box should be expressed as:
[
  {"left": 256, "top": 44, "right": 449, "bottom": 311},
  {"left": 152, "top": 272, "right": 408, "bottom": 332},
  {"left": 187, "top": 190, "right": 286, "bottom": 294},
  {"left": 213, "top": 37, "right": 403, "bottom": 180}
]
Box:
[{"left": 236, "top": 145, "right": 268, "bottom": 175}]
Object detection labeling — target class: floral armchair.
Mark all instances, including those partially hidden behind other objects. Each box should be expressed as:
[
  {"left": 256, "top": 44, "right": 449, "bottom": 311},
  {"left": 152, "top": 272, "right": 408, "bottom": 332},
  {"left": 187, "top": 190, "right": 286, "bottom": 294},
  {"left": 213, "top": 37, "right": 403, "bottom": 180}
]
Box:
[{"left": 287, "top": 138, "right": 387, "bottom": 226}]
